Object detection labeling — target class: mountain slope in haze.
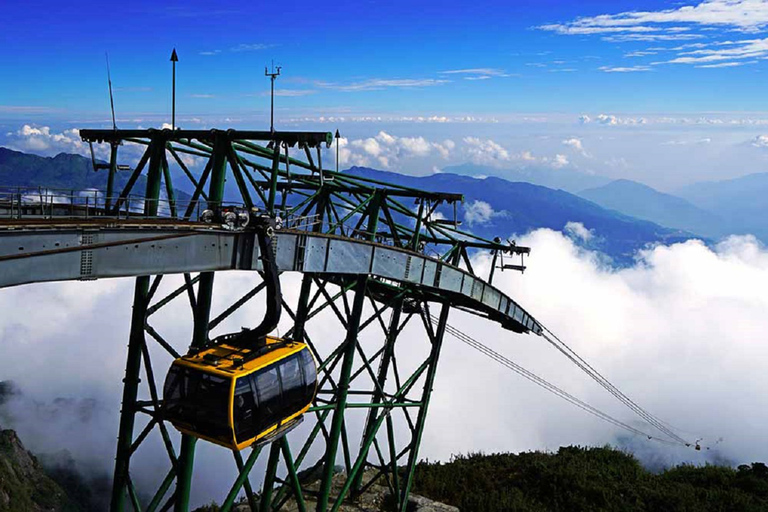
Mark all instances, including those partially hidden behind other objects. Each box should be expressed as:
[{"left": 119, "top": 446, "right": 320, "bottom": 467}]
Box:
[
  {"left": 0, "top": 147, "right": 107, "bottom": 190},
  {"left": 0, "top": 147, "right": 191, "bottom": 203},
  {"left": 443, "top": 163, "right": 612, "bottom": 193},
  {"left": 579, "top": 179, "right": 728, "bottom": 239},
  {"left": 676, "top": 173, "right": 768, "bottom": 242},
  {"left": 0, "top": 426, "right": 75, "bottom": 512},
  {"left": 346, "top": 167, "right": 693, "bottom": 265}
]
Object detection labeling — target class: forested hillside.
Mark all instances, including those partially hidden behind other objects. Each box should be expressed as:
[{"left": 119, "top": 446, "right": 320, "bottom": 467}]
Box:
[{"left": 412, "top": 447, "right": 768, "bottom": 512}]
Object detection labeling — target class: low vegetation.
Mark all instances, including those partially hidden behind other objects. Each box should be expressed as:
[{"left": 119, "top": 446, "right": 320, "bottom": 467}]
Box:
[{"left": 411, "top": 446, "right": 768, "bottom": 512}]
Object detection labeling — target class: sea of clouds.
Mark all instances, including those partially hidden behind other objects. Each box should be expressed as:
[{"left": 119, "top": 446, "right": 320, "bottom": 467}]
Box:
[{"left": 0, "top": 226, "right": 766, "bottom": 507}]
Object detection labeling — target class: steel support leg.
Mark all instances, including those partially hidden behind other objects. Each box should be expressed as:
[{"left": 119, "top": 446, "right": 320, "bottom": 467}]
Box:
[
  {"left": 110, "top": 136, "right": 165, "bottom": 512},
  {"left": 316, "top": 278, "right": 368, "bottom": 511},
  {"left": 110, "top": 276, "right": 151, "bottom": 512},
  {"left": 398, "top": 303, "right": 450, "bottom": 512},
  {"left": 351, "top": 298, "right": 403, "bottom": 493}
]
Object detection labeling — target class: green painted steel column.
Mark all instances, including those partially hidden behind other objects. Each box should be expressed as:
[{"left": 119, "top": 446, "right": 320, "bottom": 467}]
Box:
[
  {"left": 411, "top": 199, "right": 425, "bottom": 250},
  {"left": 174, "top": 132, "right": 230, "bottom": 512},
  {"left": 351, "top": 297, "right": 403, "bottom": 493},
  {"left": 366, "top": 190, "right": 383, "bottom": 242},
  {"left": 398, "top": 303, "right": 451, "bottom": 512},
  {"left": 317, "top": 278, "right": 368, "bottom": 511},
  {"left": 110, "top": 136, "right": 165, "bottom": 512},
  {"left": 259, "top": 440, "right": 283, "bottom": 512},
  {"left": 267, "top": 143, "right": 281, "bottom": 215},
  {"left": 106, "top": 142, "right": 118, "bottom": 211},
  {"left": 110, "top": 276, "right": 150, "bottom": 512}
]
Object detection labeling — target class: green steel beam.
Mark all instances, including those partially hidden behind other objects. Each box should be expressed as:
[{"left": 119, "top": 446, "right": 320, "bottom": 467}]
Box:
[
  {"left": 398, "top": 304, "right": 451, "bottom": 512},
  {"left": 106, "top": 142, "right": 118, "bottom": 211},
  {"left": 110, "top": 276, "right": 151, "bottom": 512},
  {"left": 317, "top": 278, "right": 368, "bottom": 511},
  {"left": 280, "top": 438, "right": 307, "bottom": 512},
  {"left": 233, "top": 450, "right": 258, "bottom": 512},
  {"left": 351, "top": 297, "right": 404, "bottom": 493},
  {"left": 220, "top": 446, "right": 264, "bottom": 512},
  {"left": 259, "top": 441, "right": 282, "bottom": 512},
  {"left": 110, "top": 137, "right": 166, "bottom": 512}
]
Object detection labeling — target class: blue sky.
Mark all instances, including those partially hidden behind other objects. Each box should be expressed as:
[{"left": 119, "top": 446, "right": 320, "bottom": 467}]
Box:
[
  {"left": 6, "top": 0, "right": 768, "bottom": 189},
  {"left": 5, "top": 0, "right": 768, "bottom": 120}
]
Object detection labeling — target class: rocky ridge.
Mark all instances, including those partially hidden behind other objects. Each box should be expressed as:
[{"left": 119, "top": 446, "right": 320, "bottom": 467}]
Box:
[{"left": 0, "top": 426, "right": 73, "bottom": 512}]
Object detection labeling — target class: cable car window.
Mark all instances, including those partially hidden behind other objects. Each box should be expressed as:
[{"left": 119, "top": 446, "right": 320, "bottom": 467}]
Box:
[
  {"left": 233, "top": 376, "right": 256, "bottom": 440},
  {"left": 253, "top": 366, "right": 281, "bottom": 430},
  {"left": 300, "top": 349, "right": 317, "bottom": 401},
  {"left": 279, "top": 354, "right": 304, "bottom": 410},
  {"left": 163, "top": 366, "right": 231, "bottom": 441},
  {"left": 164, "top": 366, "right": 183, "bottom": 407}
]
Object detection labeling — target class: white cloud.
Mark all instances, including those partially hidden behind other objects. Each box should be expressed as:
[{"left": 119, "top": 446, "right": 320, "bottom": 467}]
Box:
[
  {"left": 539, "top": 1, "right": 768, "bottom": 35},
  {"left": 541, "top": 2, "right": 768, "bottom": 69},
  {"left": 462, "top": 136, "right": 512, "bottom": 164},
  {"left": 599, "top": 65, "right": 652, "bottom": 72},
  {"left": 4, "top": 125, "right": 89, "bottom": 156},
  {"left": 564, "top": 221, "right": 594, "bottom": 242},
  {"left": 658, "top": 38, "right": 768, "bottom": 66},
  {"left": 579, "top": 114, "right": 649, "bottom": 126},
  {"left": 440, "top": 68, "right": 512, "bottom": 80},
  {"left": 752, "top": 134, "right": 768, "bottom": 147},
  {"left": 6, "top": 230, "right": 768, "bottom": 509},
  {"left": 230, "top": 43, "right": 276, "bottom": 52},
  {"left": 550, "top": 154, "right": 569, "bottom": 168},
  {"left": 317, "top": 78, "right": 450, "bottom": 92},
  {"left": 336, "top": 131, "right": 456, "bottom": 169},
  {"left": 441, "top": 68, "right": 509, "bottom": 76},
  {"left": 625, "top": 51, "right": 659, "bottom": 57},
  {"left": 462, "top": 137, "right": 572, "bottom": 169},
  {"left": 438, "top": 231, "right": 768, "bottom": 468},
  {"left": 662, "top": 137, "right": 713, "bottom": 145},
  {"left": 272, "top": 89, "right": 316, "bottom": 97},
  {"left": 697, "top": 60, "right": 758, "bottom": 68},
  {"left": 603, "top": 33, "right": 704, "bottom": 42},
  {"left": 563, "top": 137, "right": 588, "bottom": 156},
  {"left": 577, "top": 113, "right": 768, "bottom": 127},
  {"left": 284, "top": 115, "right": 497, "bottom": 124},
  {"left": 464, "top": 200, "right": 507, "bottom": 226}
]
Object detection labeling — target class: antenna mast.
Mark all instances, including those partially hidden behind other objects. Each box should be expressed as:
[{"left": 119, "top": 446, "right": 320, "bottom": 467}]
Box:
[
  {"left": 170, "top": 48, "right": 179, "bottom": 130},
  {"left": 265, "top": 61, "right": 281, "bottom": 132},
  {"left": 105, "top": 53, "right": 117, "bottom": 130}
]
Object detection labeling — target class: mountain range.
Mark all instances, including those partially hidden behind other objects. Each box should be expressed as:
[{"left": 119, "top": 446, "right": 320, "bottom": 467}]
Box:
[
  {"left": 676, "top": 173, "right": 768, "bottom": 242},
  {"left": 442, "top": 163, "right": 612, "bottom": 193},
  {"left": 347, "top": 167, "right": 691, "bottom": 265},
  {"left": 3, "top": 146, "right": 767, "bottom": 267},
  {"left": 578, "top": 179, "right": 729, "bottom": 239}
]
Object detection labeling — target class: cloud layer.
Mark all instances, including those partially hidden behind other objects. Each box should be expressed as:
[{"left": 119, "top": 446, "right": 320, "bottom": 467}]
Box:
[
  {"left": 1, "top": 228, "right": 768, "bottom": 505},
  {"left": 541, "top": 1, "right": 768, "bottom": 71}
]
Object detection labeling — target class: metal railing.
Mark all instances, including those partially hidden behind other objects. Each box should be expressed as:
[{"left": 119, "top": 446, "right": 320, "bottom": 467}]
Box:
[
  {"left": 0, "top": 188, "right": 414, "bottom": 250},
  {"left": 0, "top": 187, "right": 328, "bottom": 231},
  {"left": 0, "top": 186, "right": 214, "bottom": 222}
]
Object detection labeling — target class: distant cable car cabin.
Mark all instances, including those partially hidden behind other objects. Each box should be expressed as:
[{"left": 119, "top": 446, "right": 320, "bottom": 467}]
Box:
[{"left": 163, "top": 336, "right": 318, "bottom": 450}]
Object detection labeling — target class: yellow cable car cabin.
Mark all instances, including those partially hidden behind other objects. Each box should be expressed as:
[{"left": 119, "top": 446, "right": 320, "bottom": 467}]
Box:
[{"left": 162, "top": 336, "right": 318, "bottom": 450}]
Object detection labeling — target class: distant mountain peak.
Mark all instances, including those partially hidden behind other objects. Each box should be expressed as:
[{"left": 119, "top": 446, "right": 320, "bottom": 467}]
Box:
[{"left": 440, "top": 162, "right": 611, "bottom": 193}]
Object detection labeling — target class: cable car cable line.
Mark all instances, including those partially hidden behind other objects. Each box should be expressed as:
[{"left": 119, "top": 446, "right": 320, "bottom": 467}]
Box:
[
  {"left": 433, "top": 315, "right": 697, "bottom": 448},
  {"left": 538, "top": 326, "right": 689, "bottom": 445}
]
